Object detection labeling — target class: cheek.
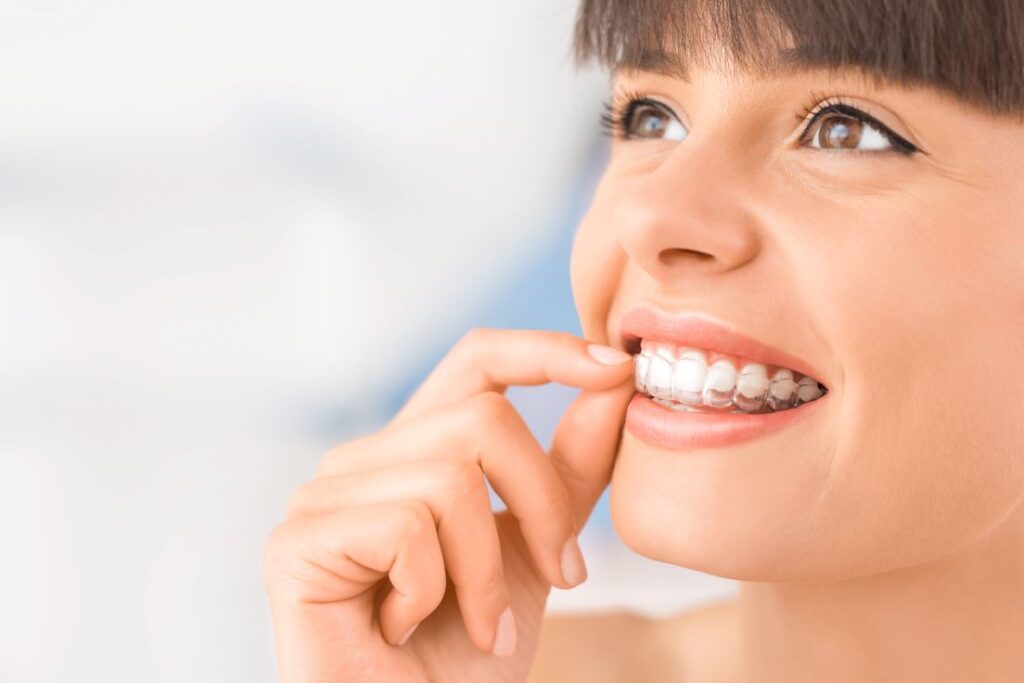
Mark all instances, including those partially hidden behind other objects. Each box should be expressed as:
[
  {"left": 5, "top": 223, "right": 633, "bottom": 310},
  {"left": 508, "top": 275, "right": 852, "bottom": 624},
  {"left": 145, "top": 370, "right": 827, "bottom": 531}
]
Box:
[
  {"left": 811, "top": 193, "right": 1024, "bottom": 571},
  {"left": 569, "top": 196, "right": 627, "bottom": 340},
  {"left": 568, "top": 221, "right": 592, "bottom": 320},
  {"left": 608, "top": 191, "right": 1024, "bottom": 582}
]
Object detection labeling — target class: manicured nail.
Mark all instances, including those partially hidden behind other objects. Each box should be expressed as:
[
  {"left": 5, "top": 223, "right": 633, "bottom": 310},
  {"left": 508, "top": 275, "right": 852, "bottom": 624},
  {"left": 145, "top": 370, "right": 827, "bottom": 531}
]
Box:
[
  {"left": 560, "top": 534, "right": 588, "bottom": 587},
  {"left": 492, "top": 606, "right": 516, "bottom": 657},
  {"left": 587, "top": 343, "right": 632, "bottom": 366},
  {"left": 397, "top": 622, "right": 419, "bottom": 646}
]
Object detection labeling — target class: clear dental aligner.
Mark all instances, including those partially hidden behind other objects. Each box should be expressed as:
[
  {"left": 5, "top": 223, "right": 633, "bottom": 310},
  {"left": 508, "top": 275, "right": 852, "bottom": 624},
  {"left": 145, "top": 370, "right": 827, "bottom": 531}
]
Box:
[{"left": 634, "top": 340, "right": 828, "bottom": 415}]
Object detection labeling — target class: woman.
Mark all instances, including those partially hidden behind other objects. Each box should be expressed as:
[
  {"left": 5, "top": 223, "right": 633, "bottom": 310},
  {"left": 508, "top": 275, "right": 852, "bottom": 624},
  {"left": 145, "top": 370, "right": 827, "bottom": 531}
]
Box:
[{"left": 263, "top": 1, "right": 1024, "bottom": 680}]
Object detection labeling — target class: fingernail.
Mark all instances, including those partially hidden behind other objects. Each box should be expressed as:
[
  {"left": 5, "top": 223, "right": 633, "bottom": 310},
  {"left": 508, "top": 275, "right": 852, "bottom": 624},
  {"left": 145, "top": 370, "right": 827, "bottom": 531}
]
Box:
[
  {"left": 397, "top": 622, "right": 419, "bottom": 646},
  {"left": 587, "top": 343, "right": 632, "bottom": 366},
  {"left": 560, "top": 534, "right": 588, "bottom": 587},
  {"left": 492, "top": 606, "right": 516, "bottom": 657}
]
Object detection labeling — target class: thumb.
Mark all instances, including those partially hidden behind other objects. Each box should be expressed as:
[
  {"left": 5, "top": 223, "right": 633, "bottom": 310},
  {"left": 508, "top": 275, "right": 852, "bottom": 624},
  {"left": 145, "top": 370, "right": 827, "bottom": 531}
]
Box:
[{"left": 547, "top": 374, "right": 636, "bottom": 534}]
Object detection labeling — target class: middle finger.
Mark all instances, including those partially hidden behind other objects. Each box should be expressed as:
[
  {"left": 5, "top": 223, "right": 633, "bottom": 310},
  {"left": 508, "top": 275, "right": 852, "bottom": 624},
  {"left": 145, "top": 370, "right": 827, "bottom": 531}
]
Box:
[{"left": 317, "top": 391, "right": 577, "bottom": 589}]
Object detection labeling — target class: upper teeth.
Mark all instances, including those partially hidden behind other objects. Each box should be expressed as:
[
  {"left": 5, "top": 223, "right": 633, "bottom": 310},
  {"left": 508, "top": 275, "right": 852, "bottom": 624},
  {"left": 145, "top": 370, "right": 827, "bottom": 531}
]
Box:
[{"left": 634, "top": 340, "right": 825, "bottom": 413}]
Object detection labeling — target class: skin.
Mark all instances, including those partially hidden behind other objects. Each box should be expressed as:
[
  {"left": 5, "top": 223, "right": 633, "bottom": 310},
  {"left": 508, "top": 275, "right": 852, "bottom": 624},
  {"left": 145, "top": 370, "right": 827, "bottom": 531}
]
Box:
[
  {"left": 571, "top": 48, "right": 1024, "bottom": 681},
  {"left": 262, "top": 330, "right": 638, "bottom": 682},
  {"left": 263, "top": 39, "right": 1024, "bottom": 683}
]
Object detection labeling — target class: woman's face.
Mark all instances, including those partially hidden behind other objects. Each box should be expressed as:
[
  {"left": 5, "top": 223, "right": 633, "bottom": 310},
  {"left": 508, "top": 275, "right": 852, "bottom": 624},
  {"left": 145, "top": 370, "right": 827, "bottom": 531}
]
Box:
[{"left": 572, "top": 54, "right": 1024, "bottom": 581}]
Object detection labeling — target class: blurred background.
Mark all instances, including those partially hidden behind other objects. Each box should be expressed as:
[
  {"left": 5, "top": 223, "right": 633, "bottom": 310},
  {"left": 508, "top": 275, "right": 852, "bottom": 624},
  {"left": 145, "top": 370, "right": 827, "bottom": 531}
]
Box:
[{"left": 0, "top": 1, "right": 737, "bottom": 680}]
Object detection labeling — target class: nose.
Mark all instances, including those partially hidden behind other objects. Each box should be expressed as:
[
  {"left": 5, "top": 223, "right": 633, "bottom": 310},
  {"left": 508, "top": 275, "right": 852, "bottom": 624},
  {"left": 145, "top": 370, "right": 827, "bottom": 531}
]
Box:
[{"left": 613, "top": 142, "right": 762, "bottom": 284}]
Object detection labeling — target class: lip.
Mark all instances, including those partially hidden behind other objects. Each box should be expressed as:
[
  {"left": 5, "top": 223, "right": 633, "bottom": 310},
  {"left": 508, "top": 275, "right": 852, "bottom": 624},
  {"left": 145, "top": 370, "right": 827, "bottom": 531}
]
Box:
[
  {"left": 618, "top": 305, "right": 827, "bottom": 385},
  {"left": 625, "top": 392, "right": 828, "bottom": 450},
  {"left": 618, "top": 305, "right": 830, "bottom": 450}
]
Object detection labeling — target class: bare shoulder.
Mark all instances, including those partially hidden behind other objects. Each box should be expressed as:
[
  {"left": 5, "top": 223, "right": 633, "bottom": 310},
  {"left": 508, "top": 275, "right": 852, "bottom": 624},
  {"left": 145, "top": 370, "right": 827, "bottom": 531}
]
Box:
[{"left": 526, "top": 599, "right": 741, "bottom": 683}]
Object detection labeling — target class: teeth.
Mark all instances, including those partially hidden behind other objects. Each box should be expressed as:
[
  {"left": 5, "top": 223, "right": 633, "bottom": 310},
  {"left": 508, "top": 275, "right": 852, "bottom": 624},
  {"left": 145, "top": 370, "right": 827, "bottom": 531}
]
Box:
[
  {"left": 735, "top": 363, "right": 769, "bottom": 397},
  {"left": 634, "top": 352, "right": 651, "bottom": 391},
  {"left": 766, "top": 368, "right": 798, "bottom": 411},
  {"left": 646, "top": 353, "right": 674, "bottom": 399},
  {"left": 670, "top": 348, "right": 707, "bottom": 405},
  {"left": 794, "top": 375, "right": 823, "bottom": 405},
  {"left": 653, "top": 342, "right": 676, "bottom": 362},
  {"left": 702, "top": 359, "right": 737, "bottom": 408},
  {"left": 732, "top": 362, "right": 771, "bottom": 413},
  {"left": 632, "top": 343, "right": 826, "bottom": 414}
]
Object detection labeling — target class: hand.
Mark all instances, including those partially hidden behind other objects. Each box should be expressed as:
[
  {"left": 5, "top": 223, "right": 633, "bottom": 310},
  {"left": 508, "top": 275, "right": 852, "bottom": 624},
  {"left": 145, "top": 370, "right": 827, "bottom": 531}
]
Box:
[{"left": 262, "top": 328, "right": 636, "bottom": 682}]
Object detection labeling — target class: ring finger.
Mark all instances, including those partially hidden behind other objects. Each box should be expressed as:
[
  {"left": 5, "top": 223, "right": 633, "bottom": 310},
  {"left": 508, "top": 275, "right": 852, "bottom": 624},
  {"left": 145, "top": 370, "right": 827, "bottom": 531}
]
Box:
[{"left": 289, "top": 458, "right": 509, "bottom": 653}]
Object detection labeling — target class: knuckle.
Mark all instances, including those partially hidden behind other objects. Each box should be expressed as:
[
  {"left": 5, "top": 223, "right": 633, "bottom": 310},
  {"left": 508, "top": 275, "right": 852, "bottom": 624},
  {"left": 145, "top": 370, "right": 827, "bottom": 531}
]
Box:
[
  {"left": 459, "top": 565, "right": 507, "bottom": 603},
  {"left": 546, "top": 329, "right": 577, "bottom": 351},
  {"left": 313, "top": 452, "right": 337, "bottom": 478},
  {"left": 453, "top": 326, "right": 502, "bottom": 366},
  {"left": 458, "top": 326, "right": 493, "bottom": 353},
  {"left": 438, "top": 459, "right": 484, "bottom": 497},
  {"left": 396, "top": 500, "right": 434, "bottom": 539},
  {"left": 313, "top": 448, "right": 344, "bottom": 478},
  {"left": 518, "top": 480, "right": 573, "bottom": 541},
  {"left": 314, "top": 436, "right": 364, "bottom": 478},
  {"left": 284, "top": 493, "right": 304, "bottom": 520}
]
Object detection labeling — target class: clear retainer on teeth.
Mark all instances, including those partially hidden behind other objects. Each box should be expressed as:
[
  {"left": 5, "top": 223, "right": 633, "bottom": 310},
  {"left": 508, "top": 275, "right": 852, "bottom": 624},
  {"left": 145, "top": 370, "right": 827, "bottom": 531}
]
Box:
[{"left": 634, "top": 346, "right": 826, "bottom": 414}]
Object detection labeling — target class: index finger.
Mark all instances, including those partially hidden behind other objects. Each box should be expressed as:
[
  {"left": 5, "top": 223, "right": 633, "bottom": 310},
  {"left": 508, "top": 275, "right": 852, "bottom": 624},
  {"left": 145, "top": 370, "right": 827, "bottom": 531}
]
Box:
[{"left": 389, "top": 328, "right": 633, "bottom": 429}]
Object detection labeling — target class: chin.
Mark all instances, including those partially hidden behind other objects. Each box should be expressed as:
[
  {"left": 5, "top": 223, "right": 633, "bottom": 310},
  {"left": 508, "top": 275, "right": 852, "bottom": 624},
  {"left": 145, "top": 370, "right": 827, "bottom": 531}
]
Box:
[
  {"left": 608, "top": 432, "right": 1024, "bottom": 584},
  {"left": 608, "top": 429, "right": 824, "bottom": 581},
  {"left": 607, "top": 427, "right": 966, "bottom": 583}
]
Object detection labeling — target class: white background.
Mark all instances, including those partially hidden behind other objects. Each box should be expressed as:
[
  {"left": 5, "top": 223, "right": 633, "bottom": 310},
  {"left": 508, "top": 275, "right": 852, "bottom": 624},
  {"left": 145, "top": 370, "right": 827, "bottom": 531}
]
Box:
[{"left": 0, "top": 2, "right": 737, "bottom": 680}]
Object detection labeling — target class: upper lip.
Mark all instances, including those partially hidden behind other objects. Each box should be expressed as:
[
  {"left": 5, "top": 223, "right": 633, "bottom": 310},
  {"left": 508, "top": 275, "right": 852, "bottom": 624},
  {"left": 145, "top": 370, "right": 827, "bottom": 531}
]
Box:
[{"left": 619, "top": 305, "right": 828, "bottom": 385}]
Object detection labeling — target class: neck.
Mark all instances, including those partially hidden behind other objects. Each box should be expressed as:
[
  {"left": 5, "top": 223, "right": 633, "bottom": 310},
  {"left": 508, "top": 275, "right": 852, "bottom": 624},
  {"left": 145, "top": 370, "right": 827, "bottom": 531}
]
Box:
[{"left": 737, "top": 502, "right": 1024, "bottom": 682}]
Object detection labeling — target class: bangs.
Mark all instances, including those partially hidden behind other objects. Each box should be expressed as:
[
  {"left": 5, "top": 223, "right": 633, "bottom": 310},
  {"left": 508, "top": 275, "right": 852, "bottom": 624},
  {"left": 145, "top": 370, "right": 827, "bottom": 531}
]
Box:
[{"left": 573, "top": 0, "right": 1024, "bottom": 117}]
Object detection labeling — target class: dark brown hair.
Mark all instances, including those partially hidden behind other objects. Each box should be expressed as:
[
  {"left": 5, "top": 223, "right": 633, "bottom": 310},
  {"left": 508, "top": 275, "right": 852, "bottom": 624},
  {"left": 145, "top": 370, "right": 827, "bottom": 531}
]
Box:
[{"left": 573, "top": 0, "right": 1024, "bottom": 118}]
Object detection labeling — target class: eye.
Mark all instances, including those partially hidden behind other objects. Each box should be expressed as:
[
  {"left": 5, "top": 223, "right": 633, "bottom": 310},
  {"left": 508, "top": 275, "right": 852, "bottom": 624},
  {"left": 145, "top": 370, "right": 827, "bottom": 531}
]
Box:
[
  {"left": 600, "top": 92, "right": 688, "bottom": 142},
  {"left": 806, "top": 112, "right": 888, "bottom": 150},
  {"left": 798, "top": 100, "right": 918, "bottom": 155},
  {"left": 624, "top": 102, "right": 688, "bottom": 141}
]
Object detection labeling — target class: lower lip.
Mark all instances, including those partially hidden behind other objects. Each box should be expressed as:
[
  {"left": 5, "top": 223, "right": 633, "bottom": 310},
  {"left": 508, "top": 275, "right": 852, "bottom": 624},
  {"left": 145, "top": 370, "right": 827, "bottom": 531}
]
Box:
[{"left": 625, "top": 392, "right": 827, "bottom": 450}]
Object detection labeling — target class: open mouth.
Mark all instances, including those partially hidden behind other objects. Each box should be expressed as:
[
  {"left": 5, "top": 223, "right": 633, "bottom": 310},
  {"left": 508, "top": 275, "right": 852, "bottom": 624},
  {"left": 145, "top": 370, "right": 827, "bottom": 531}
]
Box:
[
  {"left": 631, "top": 339, "right": 828, "bottom": 415},
  {"left": 618, "top": 306, "right": 830, "bottom": 449}
]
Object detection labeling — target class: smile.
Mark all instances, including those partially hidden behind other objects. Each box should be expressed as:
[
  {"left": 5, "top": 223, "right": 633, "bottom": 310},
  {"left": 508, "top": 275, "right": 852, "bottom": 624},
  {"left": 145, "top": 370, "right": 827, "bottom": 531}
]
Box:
[
  {"left": 634, "top": 340, "right": 826, "bottom": 415},
  {"left": 618, "top": 306, "right": 831, "bottom": 450}
]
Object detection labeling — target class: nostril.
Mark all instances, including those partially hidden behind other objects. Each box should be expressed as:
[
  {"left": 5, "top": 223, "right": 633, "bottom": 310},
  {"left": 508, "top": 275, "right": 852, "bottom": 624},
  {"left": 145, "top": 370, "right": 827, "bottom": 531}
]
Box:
[{"left": 658, "top": 248, "right": 715, "bottom": 267}]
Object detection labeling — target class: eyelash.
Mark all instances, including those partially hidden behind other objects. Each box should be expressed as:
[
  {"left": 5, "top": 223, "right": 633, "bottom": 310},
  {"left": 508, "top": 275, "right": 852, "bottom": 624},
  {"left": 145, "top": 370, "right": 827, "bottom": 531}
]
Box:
[
  {"left": 599, "top": 88, "right": 920, "bottom": 156},
  {"left": 598, "top": 87, "right": 656, "bottom": 139}
]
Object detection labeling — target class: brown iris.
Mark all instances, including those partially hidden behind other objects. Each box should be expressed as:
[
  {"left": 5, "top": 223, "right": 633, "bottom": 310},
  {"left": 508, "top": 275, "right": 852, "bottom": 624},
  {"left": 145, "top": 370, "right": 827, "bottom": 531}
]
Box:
[
  {"left": 631, "top": 105, "right": 671, "bottom": 138},
  {"left": 816, "top": 114, "right": 863, "bottom": 149}
]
